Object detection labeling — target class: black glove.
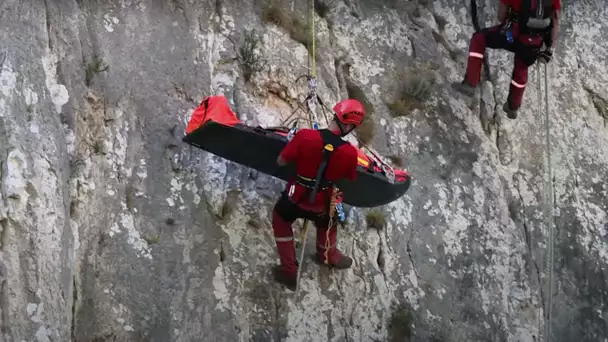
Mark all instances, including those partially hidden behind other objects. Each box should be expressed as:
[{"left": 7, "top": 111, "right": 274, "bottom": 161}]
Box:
[{"left": 538, "top": 49, "right": 553, "bottom": 64}]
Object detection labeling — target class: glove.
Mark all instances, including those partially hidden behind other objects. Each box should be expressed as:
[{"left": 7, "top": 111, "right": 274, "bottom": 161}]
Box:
[{"left": 538, "top": 49, "right": 553, "bottom": 64}]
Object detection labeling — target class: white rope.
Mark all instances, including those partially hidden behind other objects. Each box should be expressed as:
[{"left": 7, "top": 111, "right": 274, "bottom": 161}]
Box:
[
  {"left": 295, "top": 0, "right": 318, "bottom": 298},
  {"left": 295, "top": 224, "right": 308, "bottom": 296},
  {"left": 536, "top": 64, "right": 544, "bottom": 337},
  {"left": 542, "top": 62, "right": 556, "bottom": 342}
]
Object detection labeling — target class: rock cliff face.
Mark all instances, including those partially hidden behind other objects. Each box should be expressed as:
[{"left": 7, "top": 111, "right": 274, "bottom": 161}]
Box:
[{"left": 0, "top": 0, "right": 607, "bottom": 341}]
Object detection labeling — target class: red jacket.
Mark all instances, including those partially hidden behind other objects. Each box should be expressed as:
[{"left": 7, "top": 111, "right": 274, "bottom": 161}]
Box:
[{"left": 279, "top": 128, "right": 358, "bottom": 212}]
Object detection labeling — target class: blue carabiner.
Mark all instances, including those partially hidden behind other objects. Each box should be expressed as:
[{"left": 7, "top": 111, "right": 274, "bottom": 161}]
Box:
[
  {"left": 287, "top": 127, "right": 297, "bottom": 141},
  {"left": 336, "top": 202, "right": 345, "bottom": 222},
  {"left": 506, "top": 30, "right": 514, "bottom": 43}
]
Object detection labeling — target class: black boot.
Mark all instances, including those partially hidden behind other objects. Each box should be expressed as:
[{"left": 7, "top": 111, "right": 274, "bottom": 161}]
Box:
[
  {"left": 503, "top": 102, "right": 519, "bottom": 119},
  {"left": 271, "top": 265, "right": 297, "bottom": 291},
  {"left": 452, "top": 79, "right": 477, "bottom": 97}
]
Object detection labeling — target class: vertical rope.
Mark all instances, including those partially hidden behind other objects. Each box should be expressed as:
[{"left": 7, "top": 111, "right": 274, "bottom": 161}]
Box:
[
  {"left": 535, "top": 63, "right": 544, "bottom": 338},
  {"left": 537, "top": 64, "right": 543, "bottom": 133},
  {"left": 543, "top": 62, "right": 556, "bottom": 342},
  {"left": 295, "top": 0, "right": 318, "bottom": 297},
  {"left": 310, "top": 0, "right": 316, "bottom": 78}
]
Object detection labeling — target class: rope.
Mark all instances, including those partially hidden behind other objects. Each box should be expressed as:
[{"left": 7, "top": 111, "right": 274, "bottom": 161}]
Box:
[
  {"left": 535, "top": 64, "right": 544, "bottom": 336},
  {"left": 542, "top": 62, "right": 556, "bottom": 342},
  {"left": 309, "top": 0, "right": 316, "bottom": 79},
  {"left": 295, "top": 0, "right": 318, "bottom": 297},
  {"left": 534, "top": 61, "right": 556, "bottom": 341}
]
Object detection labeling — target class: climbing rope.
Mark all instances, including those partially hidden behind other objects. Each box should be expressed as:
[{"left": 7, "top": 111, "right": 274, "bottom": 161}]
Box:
[
  {"left": 306, "top": 0, "right": 319, "bottom": 127},
  {"left": 292, "top": 0, "right": 397, "bottom": 294},
  {"left": 309, "top": 0, "right": 316, "bottom": 80},
  {"left": 295, "top": 0, "right": 319, "bottom": 297},
  {"left": 535, "top": 61, "right": 556, "bottom": 341},
  {"left": 535, "top": 63, "right": 544, "bottom": 336},
  {"left": 542, "top": 62, "right": 556, "bottom": 342}
]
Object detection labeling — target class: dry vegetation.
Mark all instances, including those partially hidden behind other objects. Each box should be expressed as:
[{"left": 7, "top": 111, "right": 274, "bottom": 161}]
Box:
[
  {"left": 261, "top": 1, "right": 318, "bottom": 59},
  {"left": 386, "top": 63, "right": 436, "bottom": 117},
  {"left": 388, "top": 302, "right": 414, "bottom": 342},
  {"left": 388, "top": 155, "right": 404, "bottom": 167},
  {"left": 366, "top": 210, "right": 387, "bottom": 230},
  {"left": 314, "top": 0, "right": 330, "bottom": 18},
  {"left": 346, "top": 80, "right": 376, "bottom": 146},
  {"left": 238, "top": 29, "right": 267, "bottom": 82},
  {"left": 85, "top": 54, "right": 109, "bottom": 86}
]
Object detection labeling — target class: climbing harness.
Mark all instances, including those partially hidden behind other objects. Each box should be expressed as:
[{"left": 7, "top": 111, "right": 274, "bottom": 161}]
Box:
[
  {"left": 501, "top": 0, "right": 554, "bottom": 46},
  {"left": 517, "top": 0, "right": 554, "bottom": 33}
]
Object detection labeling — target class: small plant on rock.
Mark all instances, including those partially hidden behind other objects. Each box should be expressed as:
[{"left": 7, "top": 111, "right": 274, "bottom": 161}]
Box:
[
  {"left": 387, "top": 65, "right": 436, "bottom": 117},
  {"left": 388, "top": 155, "right": 404, "bottom": 167},
  {"left": 346, "top": 80, "right": 376, "bottom": 146},
  {"left": 589, "top": 90, "right": 608, "bottom": 122},
  {"left": 145, "top": 228, "right": 162, "bottom": 246},
  {"left": 366, "top": 210, "right": 387, "bottom": 230},
  {"left": 238, "top": 29, "right": 267, "bottom": 82},
  {"left": 261, "top": 1, "right": 288, "bottom": 27},
  {"left": 314, "top": 0, "right": 330, "bottom": 18},
  {"left": 221, "top": 28, "right": 268, "bottom": 83},
  {"left": 355, "top": 115, "right": 376, "bottom": 147},
  {"left": 261, "top": 1, "right": 314, "bottom": 53},
  {"left": 219, "top": 189, "right": 241, "bottom": 221},
  {"left": 85, "top": 54, "right": 109, "bottom": 86},
  {"left": 388, "top": 302, "right": 414, "bottom": 342}
]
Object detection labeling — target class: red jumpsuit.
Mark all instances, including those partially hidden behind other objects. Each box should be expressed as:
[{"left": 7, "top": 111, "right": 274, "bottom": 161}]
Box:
[
  {"left": 272, "top": 128, "right": 358, "bottom": 282},
  {"left": 464, "top": 0, "right": 561, "bottom": 110}
]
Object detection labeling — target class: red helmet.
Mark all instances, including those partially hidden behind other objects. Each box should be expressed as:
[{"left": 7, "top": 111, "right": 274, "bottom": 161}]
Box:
[{"left": 333, "top": 99, "right": 365, "bottom": 127}]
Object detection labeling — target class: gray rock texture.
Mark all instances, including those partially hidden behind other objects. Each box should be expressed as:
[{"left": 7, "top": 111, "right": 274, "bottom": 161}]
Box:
[{"left": 0, "top": 0, "right": 607, "bottom": 341}]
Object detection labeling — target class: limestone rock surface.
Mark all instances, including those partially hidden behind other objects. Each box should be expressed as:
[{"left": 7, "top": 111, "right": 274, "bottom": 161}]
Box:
[{"left": 0, "top": 1, "right": 607, "bottom": 341}]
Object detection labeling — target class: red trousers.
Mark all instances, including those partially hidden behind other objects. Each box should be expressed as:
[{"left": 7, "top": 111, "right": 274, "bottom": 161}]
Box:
[
  {"left": 465, "top": 25, "right": 544, "bottom": 110},
  {"left": 271, "top": 192, "right": 342, "bottom": 277}
]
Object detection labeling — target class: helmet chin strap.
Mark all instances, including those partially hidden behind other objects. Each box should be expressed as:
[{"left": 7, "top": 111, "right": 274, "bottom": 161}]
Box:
[{"left": 334, "top": 115, "right": 355, "bottom": 136}]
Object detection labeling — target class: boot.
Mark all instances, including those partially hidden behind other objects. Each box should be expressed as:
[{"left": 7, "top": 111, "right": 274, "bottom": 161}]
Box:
[
  {"left": 503, "top": 101, "right": 519, "bottom": 119},
  {"left": 272, "top": 265, "right": 297, "bottom": 291},
  {"left": 315, "top": 225, "right": 352, "bottom": 269},
  {"left": 271, "top": 206, "right": 299, "bottom": 290},
  {"left": 451, "top": 79, "right": 477, "bottom": 97},
  {"left": 272, "top": 238, "right": 299, "bottom": 291}
]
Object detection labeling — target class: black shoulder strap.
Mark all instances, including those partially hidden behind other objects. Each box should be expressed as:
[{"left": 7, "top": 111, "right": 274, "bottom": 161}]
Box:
[
  {"left": 308, "top": 129, "right": 347, "bottom": 204},
  {"left": 521, "top": 0, "right": 531, "bottom": 15},
  {"left": 319, "top": 129, "right": 347, "bottom": 149},
  {"left": 535, "top": 0, "right": 544, "bottom": 18},
  {"left": 521, "top": 0, "right": 547, "bottom": 18}
]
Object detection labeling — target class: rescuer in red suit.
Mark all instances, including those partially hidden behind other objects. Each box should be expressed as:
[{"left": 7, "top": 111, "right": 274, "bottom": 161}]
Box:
[
  {"left": 454, "top": 0, "right": 561, "bottom": 119},
  {"left": 271, "top": 99, "right": 365, "bottom": 290}
]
